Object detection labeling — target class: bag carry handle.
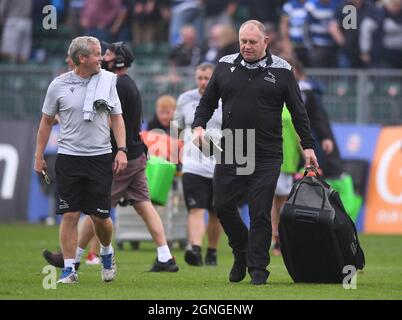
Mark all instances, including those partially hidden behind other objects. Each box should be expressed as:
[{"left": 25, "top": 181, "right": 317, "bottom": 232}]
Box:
[
  {"left": 303, "top": 165, "right": 320, "bottom": 177},
  {"left": 303, "top": 165, "right": 331, "bottom": 189}
]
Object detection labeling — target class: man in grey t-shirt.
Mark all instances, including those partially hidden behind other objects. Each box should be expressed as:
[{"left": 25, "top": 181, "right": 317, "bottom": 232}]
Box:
[{"left": 34, "top": 36, "right": 127, "bottom": 284}]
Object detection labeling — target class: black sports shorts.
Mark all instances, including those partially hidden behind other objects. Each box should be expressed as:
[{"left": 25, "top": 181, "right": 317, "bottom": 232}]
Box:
[
  {"left": 182, "top": 172, "right": 214, "bottom": 212},
  {"left": 55, "top": 153, "right": 113, "bottom": 218}
]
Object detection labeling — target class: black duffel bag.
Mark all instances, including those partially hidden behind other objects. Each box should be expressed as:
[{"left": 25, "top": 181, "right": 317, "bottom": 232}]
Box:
[{"left": 279, "top": 166, "right": 365, "bottom": 283}]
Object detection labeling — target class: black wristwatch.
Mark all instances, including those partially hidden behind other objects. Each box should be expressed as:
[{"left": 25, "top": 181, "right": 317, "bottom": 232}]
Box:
[{"left": 117, "top": 147, "right": 128, "bottom": 154}]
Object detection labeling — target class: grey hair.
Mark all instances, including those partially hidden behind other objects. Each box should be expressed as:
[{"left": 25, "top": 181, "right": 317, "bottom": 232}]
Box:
[
  {"left": 196, "top": 62, "right": 214, "bottom": 72},
  {"left": 68, "top": 36, "right": 100, "bottom": 65},
  {"left": 239, "top": 20, "right": 267, "bottom": 38}
]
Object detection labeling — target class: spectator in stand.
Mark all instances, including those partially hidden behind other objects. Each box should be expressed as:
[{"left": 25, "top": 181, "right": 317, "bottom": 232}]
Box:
[
  {"left": 216, "top": 24, "right": 239, "bottom": 61},
  {"left": 202, "top": 23, "right": 224, "bottom": 64},
  {"left": 169, "top": 25, "right": 202, "bottom": 68},
  {"left": 280, "top": 0, "right": 310, "bottom": 66},
  {"left": 0, "top": 0, "right": 33, "bottom": 63},
  {"left": 169, "top": 0, "right": 205, "bottom": 47},
  {"left": 247, "top": 0, "right": 282, "bottom": 30},
  {"left": 148, "top": 95, "right": 177, "bottom": 134},
  {"left": 360, "top": 0, "right": 402, "bottom": 68},
  {"left": 113, "top": 0, "right": 133, "bottom": 43},
  {"left": 80, "top": 0, "right": 127, "bottom": 43},
  {"left": 329, "top": 0, "right": 377, "bottom": 68},
  {"left": 132, "top": 0, "right": 170, "bottom": 44},
  {"left": 66, "top": 0, "right": 85, "bottom": 38},
  {"left": 305, "top": 0, "right": 340, "bottom": 68},
  {"left": 204, "top": 0, "right": 238, "bottom": 33}
]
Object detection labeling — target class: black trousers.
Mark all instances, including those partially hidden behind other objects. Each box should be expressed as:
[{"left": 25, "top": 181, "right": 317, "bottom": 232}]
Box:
[{"left": 213, "top": 161, "right": 281, "bottom": 272}]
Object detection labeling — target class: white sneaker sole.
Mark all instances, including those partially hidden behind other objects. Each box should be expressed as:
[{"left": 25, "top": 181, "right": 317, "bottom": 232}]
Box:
[
  {"left": 57, "top": 274, "right": 79, "bottom": 284},
  {"left": 101, "top": 269, "right": 116, "bottom": 282}
]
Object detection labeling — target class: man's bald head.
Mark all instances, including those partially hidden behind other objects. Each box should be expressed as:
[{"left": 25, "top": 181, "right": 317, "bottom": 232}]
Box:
[
  {"left": 239, "top": 20, "right": 266, "bottom": 40},
  {"left": 239, "top": 20, "right": 268, "bottom": 62}
]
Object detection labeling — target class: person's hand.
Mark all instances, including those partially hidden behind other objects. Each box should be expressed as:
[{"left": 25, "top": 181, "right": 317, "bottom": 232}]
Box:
[
  {"left": 114, "top": 151, "right": 128, "bottom": 174},
  {"left": 34, "top": 155, "right": 48, "bottom": 183},
  {"left": 192, "top": 126, "right": 205, "bottom": 148},
  {"left": 321, "top": 139, "right": 334, "bottom": 155},
  {"left": 303, "top": 148, "right": 319, "bottom": 169},
  {"left": 34, "top": 155, "right": 47, "bottom": 174}
]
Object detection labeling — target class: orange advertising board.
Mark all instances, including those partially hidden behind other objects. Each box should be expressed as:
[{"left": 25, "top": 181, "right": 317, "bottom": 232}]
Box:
[{"left": 365, "top": 126, "right": 402, "bottom": 234}]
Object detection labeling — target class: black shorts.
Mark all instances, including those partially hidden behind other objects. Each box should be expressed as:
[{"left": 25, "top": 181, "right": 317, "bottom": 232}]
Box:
[
  {"left": 55, "top": 153, "right": 113, "bottom": 218},
  {"left": 182, "top": 173, "right": 214, "bottom": 212}
]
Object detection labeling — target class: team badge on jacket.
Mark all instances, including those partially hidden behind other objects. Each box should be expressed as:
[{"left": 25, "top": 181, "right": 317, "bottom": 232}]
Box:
[{"left": 264, "top": 71, "right": 276, "bottom": 84}]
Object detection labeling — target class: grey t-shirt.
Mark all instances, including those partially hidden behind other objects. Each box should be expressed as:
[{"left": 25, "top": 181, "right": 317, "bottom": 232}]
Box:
[
  {"left": 174, "top": 88, "right": 222, "bottom": 179},
  {"left": 42, "top": 70, "right": 122, "bottom": 156}
]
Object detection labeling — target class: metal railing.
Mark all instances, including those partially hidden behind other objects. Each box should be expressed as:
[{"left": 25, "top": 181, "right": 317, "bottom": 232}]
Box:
[{"left": 0, "top": 65, "right": 401, "bottom": 125}]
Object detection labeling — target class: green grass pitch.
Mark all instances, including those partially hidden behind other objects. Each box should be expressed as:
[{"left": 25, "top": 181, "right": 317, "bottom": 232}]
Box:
[{"left": 0, "top": 224, "right": 401, "bottom": 300}]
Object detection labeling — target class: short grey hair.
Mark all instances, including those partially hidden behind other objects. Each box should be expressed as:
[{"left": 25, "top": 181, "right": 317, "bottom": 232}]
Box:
[
  {"left": 196, "top": 62, "right": 214, "bottom": 72},
  {"left": 239, "top": 20, "right": 267, "bottom": 38},
  {"left": 68, "top": 36, "right": 100, "bottom": 65}
]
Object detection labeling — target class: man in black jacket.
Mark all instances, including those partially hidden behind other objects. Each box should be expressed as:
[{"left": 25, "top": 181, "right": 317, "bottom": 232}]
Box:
[{"left": 192, "top": 20, "right": 318, "bottom": 285}]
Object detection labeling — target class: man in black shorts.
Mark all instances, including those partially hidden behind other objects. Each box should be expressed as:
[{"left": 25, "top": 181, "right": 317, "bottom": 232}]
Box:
[
  {"left": 42, "top": 42, "right": 179, "bottom": 273},
  {"left": 34, "top": 36, "right": 127, "bottom": 284}
]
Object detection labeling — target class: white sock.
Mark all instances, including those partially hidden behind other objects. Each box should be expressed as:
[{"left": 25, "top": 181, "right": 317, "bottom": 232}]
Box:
[
  {"left": 64, "top": 259, "right": 76, "bottom": 271},
  {"left": 100, "top": 244, "right": 113, "bottom": 256},
  {"left": 157, "top": 245, "right": 172, "bottom": 263},
  {"left": 75, "top": 247, "right": 86, "bottom": 263}
]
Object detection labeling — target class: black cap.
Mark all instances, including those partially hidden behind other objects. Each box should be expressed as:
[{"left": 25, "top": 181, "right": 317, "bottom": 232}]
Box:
[{"left": 102, "top": 41, "right": 134, "bottom": 67}]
